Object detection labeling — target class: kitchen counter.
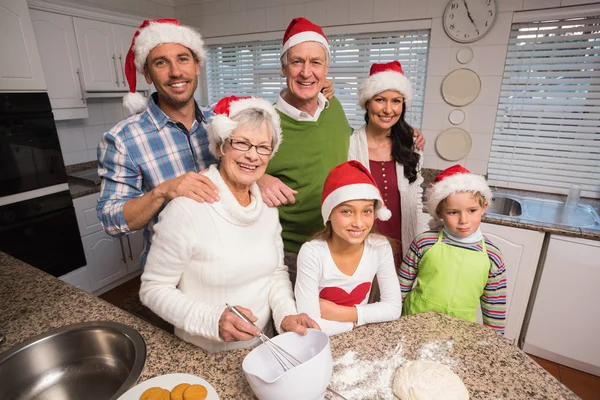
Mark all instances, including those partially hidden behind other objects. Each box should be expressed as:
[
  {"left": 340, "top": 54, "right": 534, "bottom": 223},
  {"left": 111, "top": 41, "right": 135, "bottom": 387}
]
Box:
[{"left": 0, "top": 253, "right": 577, "bottom": 399}]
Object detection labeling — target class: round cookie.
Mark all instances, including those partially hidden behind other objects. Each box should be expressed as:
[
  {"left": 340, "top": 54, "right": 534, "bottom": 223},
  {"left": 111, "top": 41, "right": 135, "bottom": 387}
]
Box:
[
  {"left": 140, "top": 387, "right": 170, "bottom": 400},
  {"left": 392, "top": 360, "right": 469, "bottom": 400},
  {"left": 183, "top": 384, "right": 208, "bottom": 400},
  {"left": 171, "top": 383, "right": 191, "bottom": 400}
]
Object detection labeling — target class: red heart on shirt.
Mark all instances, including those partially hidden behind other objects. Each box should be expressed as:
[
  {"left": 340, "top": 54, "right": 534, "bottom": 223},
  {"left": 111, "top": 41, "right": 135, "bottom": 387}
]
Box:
[{"left": 319, "top": 282, "right": 372, "bottom": 307}]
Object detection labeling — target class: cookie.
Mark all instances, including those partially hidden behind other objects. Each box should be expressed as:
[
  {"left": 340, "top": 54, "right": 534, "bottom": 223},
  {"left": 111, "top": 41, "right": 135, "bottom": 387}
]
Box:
[
  {"left": 170, "top": 383, "right": 191, "bottom": 400},
  {"left": 183, "top": 384, "right": 208, "bottom": 400},
  {"left": 140, "top": 387, "right": 170, "bottom": 400}
]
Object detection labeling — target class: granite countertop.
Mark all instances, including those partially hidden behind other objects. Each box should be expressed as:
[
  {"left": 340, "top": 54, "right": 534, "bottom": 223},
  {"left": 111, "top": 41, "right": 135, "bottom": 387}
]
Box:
[{"left": 0, "top": 253, "right": 577, "bottom": 399}]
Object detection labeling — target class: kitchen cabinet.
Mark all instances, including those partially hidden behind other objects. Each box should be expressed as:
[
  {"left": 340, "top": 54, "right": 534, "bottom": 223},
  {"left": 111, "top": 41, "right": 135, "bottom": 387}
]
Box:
[
  {"left": 0, "top": 0, "right": 47, "bottom": 91},
  {"left": 523, "top": 235, "right": 600, "bottom": 377},
  {"left": 59, "top": 266, "right": 91, "bottom": 293},
  {"left": 73, "top": 17, "right": 148, "bottom": 93},
  {"left": 30, "top": 10, "right": 88, "bottom": 120},
  {"left": 480, "top": 222, "right": 545, "bottom": 344},
  {"left": 72, "top": 193, "right": 143, "bottom": 295}
]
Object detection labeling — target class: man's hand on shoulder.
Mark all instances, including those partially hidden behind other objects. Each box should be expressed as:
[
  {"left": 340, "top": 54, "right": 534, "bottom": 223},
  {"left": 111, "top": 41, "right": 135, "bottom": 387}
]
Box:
[
  {"left": 257, "top": 174, "right": 297, "bottom": 207},
  {"left": 322, "top": 79, "right": 335, "bottom": 100},
  {"left": 153, "top": 171, "right": 219, "bottom": 203},
  {"left": 413, "top": 127, "right": 425, "bottom": 152}
]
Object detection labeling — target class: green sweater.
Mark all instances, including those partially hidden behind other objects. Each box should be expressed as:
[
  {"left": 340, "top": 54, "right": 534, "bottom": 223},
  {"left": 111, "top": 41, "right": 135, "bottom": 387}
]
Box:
[{"left": 266, "top": 97, "right": 352, "bottom": 253}]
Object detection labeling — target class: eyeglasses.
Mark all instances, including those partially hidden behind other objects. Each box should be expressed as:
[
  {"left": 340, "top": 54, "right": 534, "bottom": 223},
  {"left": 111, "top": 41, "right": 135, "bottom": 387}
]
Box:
[{"left": 227, "top": 139, "right": 273, "bottom": 156}]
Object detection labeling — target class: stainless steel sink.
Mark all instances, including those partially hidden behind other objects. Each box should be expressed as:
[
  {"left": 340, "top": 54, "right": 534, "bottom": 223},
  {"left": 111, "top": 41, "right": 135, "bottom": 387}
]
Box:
[
  {"left": 0, "top": 321, "right": 146, "bottom": 400},
  {"left": 487, "top": 196, "right": 522, "bottom": 217}
]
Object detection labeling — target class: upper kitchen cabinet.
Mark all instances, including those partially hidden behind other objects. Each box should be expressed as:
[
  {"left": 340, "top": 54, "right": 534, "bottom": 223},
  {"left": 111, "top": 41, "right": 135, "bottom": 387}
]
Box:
[
  {"left": 30, "top": 10, "right": 88, "bottom": 120},
  {"left": 73, "top": 18, "right": 147, "bottom": 93},
  {"left": 0, "top": 0, "right": 46, "bottom": 91},
  {"left": 480, "top": 223, "right": 545, "bottom": 344}
]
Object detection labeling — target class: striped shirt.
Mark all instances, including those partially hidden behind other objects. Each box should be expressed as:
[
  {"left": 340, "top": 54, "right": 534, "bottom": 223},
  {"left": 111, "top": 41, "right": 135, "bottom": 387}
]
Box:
[
  {"left": 96, "top": 94, "right": 218, "bottom": 267},
  {"left": 398, "top": 229, "right": 507, "bottom": 334}
]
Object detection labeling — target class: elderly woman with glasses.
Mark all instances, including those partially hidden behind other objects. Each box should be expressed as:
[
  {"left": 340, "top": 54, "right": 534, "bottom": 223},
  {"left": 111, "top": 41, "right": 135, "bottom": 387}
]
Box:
[{"left": 140, "top": 95, "right": 319, "bottom": 353}]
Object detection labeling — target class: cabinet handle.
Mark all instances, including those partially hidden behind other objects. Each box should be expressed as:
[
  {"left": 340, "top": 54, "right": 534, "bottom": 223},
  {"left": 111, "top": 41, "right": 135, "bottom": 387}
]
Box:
[
  {"left": 126, "top": 236, "right": 133, "bottom": 261},
  {"left": 112, "top": 54, "right": 120, "bottom": 87},
  {"left": 119, "top": 237, "right": 127, "bottom": 263},
  {"left": 76, "top": 68, "right": 86, "bottom": 105},
  {"left": 118, "top": 55, "right": 127, "bottom": 87}
]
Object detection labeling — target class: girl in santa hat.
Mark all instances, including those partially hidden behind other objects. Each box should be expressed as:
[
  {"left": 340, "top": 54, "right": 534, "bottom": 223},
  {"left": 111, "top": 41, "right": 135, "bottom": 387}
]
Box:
[
  {"left": 350, "top": 61, "right": 430, "bottom": 302},
  {"left": 294, "top": 161, "right": 402, "bottom": 336},
  {"left": 398, "top": 165, "right": 507, "bottom": 334}
]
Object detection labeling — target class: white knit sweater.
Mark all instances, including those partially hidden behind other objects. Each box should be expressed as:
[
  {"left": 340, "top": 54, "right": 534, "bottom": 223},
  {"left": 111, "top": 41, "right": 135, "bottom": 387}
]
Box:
[
  {"left": 140, "top": 165, "right": 297, "bottom": 353},
  {"left": 349, "top": 124, "right": 430, "bottom": 257}
]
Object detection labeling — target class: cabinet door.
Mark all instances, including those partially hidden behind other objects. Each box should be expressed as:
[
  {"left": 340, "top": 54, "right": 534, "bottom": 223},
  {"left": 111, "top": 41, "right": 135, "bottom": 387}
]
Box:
[
  {"left": 111, "top": 24, "right": 150, "bottom": 92},
  {"left": 60, "top": 266, "right": 92, "bottom": 293},
  {"left": 82, "top": 230, "right": 128, "bottom": 291},
  {"left": 480, "top": 223, "right": 544, "bottom": 344},
  {"left": 123, "top": 229, "right": 145, "bottom": 274},
  {"left": 0, "top": 0, "right": 46, "bottom": 90},
  {"left": 30, "top": 10, "right": 87, "bottom": 115},
  {"left": 73, "top": 193, "right": 103, "bottom": 237},
  {"left": 73, "top": 17, "right": 122, "bottom": 91}
]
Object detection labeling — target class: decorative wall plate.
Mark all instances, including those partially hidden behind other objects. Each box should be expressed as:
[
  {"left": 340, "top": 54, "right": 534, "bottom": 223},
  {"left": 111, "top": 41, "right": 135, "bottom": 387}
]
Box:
[
  {"left": 456, "top": 47, "right": 474, "bottom": 64},
  {"left": 436, "top": 127, "right": 472, "bottom": 161},
  {"left": 448, "top": 109, "right": 466, "bottom": 125},
  {"left": 441, "top": 68, "right": 481, "bottom": 106}
]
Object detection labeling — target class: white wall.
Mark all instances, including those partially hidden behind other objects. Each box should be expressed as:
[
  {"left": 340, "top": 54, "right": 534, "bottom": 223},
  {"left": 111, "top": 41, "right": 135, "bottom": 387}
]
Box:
[
  {"left": 53, "top": 0, "right": 175, "bottom": 19},
  {"left": 176, "top": 0, "right": 600, "bottom": 175},
  {"left": 56, "top": 98, "right": 129, "bottom": 165}
]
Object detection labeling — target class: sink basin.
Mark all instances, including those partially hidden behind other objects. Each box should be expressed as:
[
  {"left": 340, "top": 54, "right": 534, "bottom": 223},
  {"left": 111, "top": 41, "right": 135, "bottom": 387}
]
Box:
[
  {"left": 0, "top": 321, "right": 146, "bottom": 400},
  {"left": 486, "top": 196, "right": 522, "bottom": 217}
]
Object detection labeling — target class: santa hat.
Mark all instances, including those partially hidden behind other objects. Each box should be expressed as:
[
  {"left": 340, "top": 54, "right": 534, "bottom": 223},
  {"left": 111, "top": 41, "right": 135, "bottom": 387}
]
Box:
[
  {"left": 358, "top": 61, "right": 413, "bottom": 109},
  {"left": 321, "top": 161, "right": 392, "bottom": 224},
  {"left": 427, "top": 164, "right": 492, "bottom": 220},
  {"left": 122, "top": 19, "right": 206, "bottom": 114},
  {"left": 281, "top": 17, "right": 330, "bottom": 57},
  {"left": 207, "top": 95, "right": 282, "bottom": 159}
]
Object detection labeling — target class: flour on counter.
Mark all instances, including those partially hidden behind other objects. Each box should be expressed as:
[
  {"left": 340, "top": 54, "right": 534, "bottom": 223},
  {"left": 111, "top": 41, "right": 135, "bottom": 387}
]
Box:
[
  {"left": 418, "top": 340, "right": 458, "bottom": 369},
  {"left": 330, "top": 343, "right": 406, "bottom": 400}
]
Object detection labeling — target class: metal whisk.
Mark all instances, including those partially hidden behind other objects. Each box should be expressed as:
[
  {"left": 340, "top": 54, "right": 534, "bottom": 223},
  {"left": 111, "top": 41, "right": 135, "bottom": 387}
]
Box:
[{"left": 226, "top": 304, "right": 301, "bottom": 371}]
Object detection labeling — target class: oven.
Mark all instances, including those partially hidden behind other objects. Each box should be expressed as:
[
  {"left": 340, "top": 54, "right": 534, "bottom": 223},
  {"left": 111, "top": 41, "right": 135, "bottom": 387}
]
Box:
[{"left": 0, "top": 93, "right": 85, "bottom": 276}]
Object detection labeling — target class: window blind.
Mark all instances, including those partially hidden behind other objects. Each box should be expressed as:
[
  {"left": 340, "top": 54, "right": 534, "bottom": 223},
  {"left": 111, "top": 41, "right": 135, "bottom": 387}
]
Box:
[
  {"left": 488, "top": 15, "right": 600, "bottom": 199},
  {"left": 205, "top": 29, "right": 430, "bottom": 130}
]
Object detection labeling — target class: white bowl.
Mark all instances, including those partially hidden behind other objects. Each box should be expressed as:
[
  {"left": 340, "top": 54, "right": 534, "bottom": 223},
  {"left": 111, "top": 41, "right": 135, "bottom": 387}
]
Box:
[{"left": 242, "top": 329, "right": 332, "bottom": 400}]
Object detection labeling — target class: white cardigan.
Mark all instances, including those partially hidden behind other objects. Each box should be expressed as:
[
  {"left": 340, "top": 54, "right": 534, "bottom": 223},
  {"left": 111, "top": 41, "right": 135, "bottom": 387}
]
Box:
[
  {"left": 349, "top": 124, "right": 430, "bottom": 257},
  {"left": 140, "top": 165, "right": 297, "bottom": 353}
]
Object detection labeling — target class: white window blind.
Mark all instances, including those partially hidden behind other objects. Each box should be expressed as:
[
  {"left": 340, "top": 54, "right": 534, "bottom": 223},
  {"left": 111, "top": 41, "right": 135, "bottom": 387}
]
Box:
[
  {"left": 488, "top": 15, "right": 600, "bottom": 199},
  {"left": 205, "top": 29, "right": 429, "bottom": 130}
]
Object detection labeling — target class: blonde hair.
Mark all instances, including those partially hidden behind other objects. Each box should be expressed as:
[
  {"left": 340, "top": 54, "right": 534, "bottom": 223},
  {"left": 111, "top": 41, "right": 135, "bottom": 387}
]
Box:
[{"left": 435, "top": 191, "right": 487, "bottom": 218}]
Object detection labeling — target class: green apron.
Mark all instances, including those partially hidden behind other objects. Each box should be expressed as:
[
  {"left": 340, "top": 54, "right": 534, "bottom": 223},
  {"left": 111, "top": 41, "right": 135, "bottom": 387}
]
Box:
[{"left": 402, "top": 230, "right": 490, "bottom": 322}]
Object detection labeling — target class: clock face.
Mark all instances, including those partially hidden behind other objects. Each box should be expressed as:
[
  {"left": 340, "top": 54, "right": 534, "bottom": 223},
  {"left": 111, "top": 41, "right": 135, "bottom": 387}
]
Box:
[{"left": 443, "top": 0, "right": 497, "bottom": 43}]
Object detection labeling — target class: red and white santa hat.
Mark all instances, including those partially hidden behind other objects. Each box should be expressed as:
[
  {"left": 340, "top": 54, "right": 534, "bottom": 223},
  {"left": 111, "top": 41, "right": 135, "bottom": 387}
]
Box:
[
  {"left": 122, "top": 18, "right": 206, "bottom": 115},
  {"left": 321, "top": 160, "right": 392, "bottom": 224},
  {"left": 427, "top": 164, "right": 492, "bottom": 220},
  {"left": 358, "top": 61, "right": 413, "bottom": 109},
  {"left": 207, "top": 95, "right": 282, "bottom": 159},
  {"left": 281, "top": 17, "right": 330, "bottom": 57}
]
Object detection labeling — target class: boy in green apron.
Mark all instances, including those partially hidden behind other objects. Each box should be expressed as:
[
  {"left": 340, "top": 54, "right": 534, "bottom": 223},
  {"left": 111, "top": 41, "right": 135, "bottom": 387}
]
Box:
[{"left": 398, "top": 165, "right": 507, "bottom": 334}]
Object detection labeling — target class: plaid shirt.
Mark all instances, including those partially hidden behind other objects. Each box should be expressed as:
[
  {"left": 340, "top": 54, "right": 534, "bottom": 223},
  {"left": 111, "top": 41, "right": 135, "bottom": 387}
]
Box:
[{"left": 96, "top": 94, "right": 217, "bottom": 267}]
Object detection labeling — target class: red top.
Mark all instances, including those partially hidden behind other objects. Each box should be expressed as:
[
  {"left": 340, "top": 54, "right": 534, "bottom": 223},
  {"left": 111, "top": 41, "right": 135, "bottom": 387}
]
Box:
[{"left": 369, "top": 160, "right": 402, "bottom": 268}]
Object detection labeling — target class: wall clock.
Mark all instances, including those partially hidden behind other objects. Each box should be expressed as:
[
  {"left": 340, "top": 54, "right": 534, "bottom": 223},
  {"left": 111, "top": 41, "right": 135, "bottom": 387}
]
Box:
[{"left": 443, "top": 0, "right": 497, "bottom": 43}]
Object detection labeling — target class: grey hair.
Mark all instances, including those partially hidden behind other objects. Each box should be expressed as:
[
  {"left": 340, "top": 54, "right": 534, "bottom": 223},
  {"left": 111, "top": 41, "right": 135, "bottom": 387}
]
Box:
[
  {"left": 280, "top": 42, "right": 330, "bottom": 69},
  {"left": 217, "top": 108, "right": 279, "bottom": 154}
]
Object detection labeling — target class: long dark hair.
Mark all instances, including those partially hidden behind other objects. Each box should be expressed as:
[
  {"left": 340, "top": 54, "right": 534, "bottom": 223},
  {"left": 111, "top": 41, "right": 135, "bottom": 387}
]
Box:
[{"left": 364, "top": 102, "right": 420, "bottom": 184}]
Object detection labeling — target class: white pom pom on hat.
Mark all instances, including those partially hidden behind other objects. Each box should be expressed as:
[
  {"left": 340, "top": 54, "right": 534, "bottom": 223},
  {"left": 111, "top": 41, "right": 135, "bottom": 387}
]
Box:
[
  {"left": 321, "top": 160, "right": 392, "bottom": 224},
  {"left": 358, "top": 60, "right": 413, "bottom": 109},
  {"left": 122, "top": 18, "right": 206, "bottom": 115},
  {"left": 206, "top": 95, "right": 283, "bottom": 159},
  {"left": 426, "top": 164, "right": 493, "bottom": 221}
]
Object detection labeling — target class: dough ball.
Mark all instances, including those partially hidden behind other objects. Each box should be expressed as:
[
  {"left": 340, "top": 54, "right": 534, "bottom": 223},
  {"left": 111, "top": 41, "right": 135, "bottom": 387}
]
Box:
[{"left": 392, "top": 361, "right": 469, "bottom": 400}]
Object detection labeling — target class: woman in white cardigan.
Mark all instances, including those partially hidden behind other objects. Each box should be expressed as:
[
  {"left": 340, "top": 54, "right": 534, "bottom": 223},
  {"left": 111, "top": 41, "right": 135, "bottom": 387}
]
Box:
[
  {"left": 349, "top": 61, "right": 430, "bottom": 283},
  {"left": 140, "top": 96, "right": 318, "bottom": 353}
]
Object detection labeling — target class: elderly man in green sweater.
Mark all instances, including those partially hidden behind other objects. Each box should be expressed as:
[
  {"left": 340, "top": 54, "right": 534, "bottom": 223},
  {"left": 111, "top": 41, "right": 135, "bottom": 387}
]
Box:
[{"left": 257, "top": 17, "right": 424, "bottom": 284}]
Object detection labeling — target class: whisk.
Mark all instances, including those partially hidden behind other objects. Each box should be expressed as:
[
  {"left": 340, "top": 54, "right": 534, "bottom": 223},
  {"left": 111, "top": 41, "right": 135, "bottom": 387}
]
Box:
[{"left": 226, "top": 304, "right": 301, "bottom": 371}]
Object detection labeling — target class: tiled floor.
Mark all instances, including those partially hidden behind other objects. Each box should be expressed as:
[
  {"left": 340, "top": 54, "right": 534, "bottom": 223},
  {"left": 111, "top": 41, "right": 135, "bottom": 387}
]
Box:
[{"left": 101, "top": 278, "right": 600, "bottom": 399}]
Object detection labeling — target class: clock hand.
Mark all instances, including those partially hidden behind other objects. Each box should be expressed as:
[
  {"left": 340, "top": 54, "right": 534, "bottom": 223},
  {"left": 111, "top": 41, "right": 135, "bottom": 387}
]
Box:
[{"left": 462, "top": 0, "right": 476, "bottom": 26}]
